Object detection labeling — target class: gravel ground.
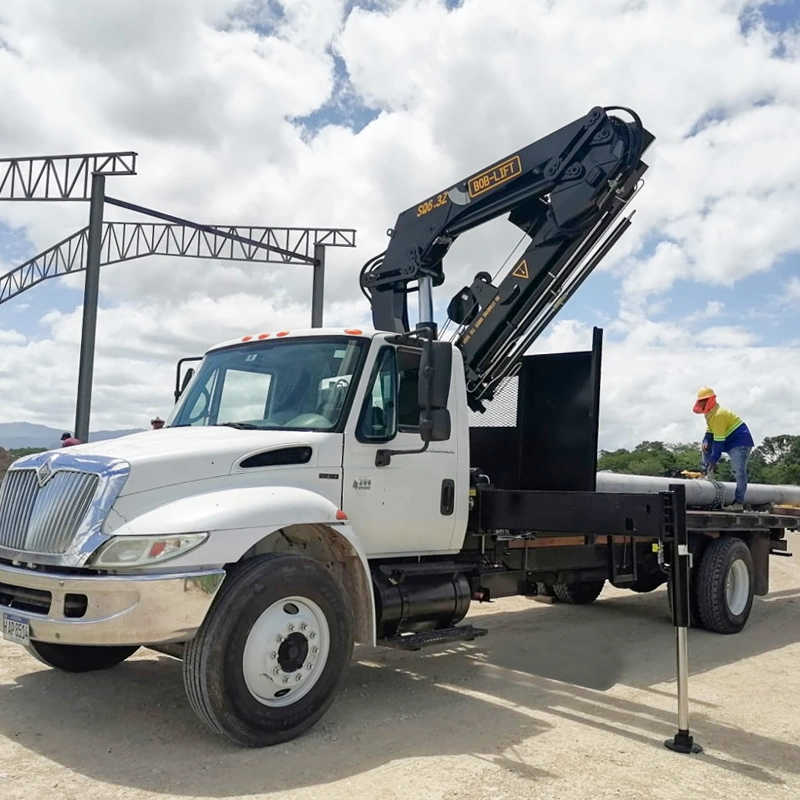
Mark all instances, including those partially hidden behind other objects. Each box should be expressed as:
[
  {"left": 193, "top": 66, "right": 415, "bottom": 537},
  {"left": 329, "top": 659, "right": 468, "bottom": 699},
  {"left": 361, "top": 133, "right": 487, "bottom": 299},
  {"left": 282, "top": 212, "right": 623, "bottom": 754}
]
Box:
[{"left": 1, "top": 534, "right": 799, "bottom": 800}]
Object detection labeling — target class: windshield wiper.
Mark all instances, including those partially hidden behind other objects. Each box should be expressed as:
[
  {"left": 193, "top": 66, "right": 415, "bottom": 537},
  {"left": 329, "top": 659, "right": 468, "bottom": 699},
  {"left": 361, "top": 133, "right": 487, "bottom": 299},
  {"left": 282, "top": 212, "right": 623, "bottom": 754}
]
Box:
[{"left": 214, "top": 422, "right": 261, "bottom": 430}]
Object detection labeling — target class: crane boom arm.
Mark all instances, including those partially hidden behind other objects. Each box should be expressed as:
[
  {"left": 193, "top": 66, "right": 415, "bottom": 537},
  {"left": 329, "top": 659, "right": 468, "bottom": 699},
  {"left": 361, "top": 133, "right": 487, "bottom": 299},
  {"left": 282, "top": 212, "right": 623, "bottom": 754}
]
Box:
[{"left": 359, "top": 105, "right": 654, "bottom": 411}]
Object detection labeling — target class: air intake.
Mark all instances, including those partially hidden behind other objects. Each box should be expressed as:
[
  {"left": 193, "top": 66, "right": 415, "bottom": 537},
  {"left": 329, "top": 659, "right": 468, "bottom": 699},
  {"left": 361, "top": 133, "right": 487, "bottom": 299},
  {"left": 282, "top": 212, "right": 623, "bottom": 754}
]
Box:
[{"left": 239, "top": 447, "right": 313, "bottom": 469}]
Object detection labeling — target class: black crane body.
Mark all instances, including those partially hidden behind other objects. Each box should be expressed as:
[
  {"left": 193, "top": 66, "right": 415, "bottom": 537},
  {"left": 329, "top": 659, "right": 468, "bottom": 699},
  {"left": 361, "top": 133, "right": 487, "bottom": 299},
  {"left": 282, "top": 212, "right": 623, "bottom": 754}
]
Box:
[{"left": 359, "top": 106, "right": 655, "bottom": 411}]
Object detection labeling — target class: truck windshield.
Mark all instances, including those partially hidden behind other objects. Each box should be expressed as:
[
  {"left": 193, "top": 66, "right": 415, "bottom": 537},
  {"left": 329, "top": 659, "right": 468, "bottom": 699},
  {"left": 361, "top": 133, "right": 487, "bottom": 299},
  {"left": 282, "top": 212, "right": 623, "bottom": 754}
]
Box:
[{"left": 169, "top": 337, "right": 366, "bottom": 431}]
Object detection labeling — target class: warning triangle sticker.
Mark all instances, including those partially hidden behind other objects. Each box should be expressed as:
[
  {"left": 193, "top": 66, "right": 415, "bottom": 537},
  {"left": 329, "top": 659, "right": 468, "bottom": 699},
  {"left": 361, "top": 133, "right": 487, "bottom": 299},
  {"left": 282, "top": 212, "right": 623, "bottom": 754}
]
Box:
[{"left": 512, "top": 260, "right": 529, "bottom": 279}]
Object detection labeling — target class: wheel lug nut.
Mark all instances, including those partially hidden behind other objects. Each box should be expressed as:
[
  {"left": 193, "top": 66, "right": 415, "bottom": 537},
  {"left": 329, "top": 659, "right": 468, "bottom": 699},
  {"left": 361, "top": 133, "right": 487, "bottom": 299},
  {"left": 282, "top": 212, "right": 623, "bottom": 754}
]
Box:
[
  {"left": 273, "top": 667, "right": 281, "bottom": 675},
  {"left": 283, "top": 676, "right": 290, "bottom": 684},
  {"left": 276, "top": 634, "right": 284, "bottom": 643},
  {"left": 312, "top": 646, "right": 319, "bottom": 654},
  {"left": 300, "top": 623, "right": 308, "bottom": 631},
  {"left": 270, "top": 651, "right": 277, "bottom": 659},
  {"left": 307, "top": 663, "right": 313, "bottom": 670},
  {"left": 295, "top": 674, "right": 302, "bottom": 682},
  {"left": 309, "top": 632, "right": 316, "bottom": 639},
  {"left": 288, "top": 624, "right": 294, "bottom": 632}
]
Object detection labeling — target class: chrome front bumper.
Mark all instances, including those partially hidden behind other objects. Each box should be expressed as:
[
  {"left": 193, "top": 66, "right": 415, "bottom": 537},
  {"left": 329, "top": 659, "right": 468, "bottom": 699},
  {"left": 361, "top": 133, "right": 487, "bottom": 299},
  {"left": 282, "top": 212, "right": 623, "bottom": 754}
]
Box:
[{"left": 0, "top": 563, "right": 225, "bottom": 646}]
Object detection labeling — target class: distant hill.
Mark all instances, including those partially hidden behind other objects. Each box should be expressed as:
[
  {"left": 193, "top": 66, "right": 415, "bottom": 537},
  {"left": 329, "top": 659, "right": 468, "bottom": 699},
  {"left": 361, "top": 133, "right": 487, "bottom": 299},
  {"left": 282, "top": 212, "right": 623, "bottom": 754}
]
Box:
[{"left": 0, "top": 422, "right": 144, "bottom": 450}]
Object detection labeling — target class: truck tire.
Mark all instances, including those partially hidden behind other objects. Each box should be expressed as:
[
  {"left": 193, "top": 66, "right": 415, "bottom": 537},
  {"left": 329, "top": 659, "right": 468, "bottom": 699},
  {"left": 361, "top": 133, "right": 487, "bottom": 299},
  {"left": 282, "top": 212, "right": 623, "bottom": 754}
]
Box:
[
  {"left": 695, "top": 537, "right": 754, "bottom": 634},
  {"left": 26, "top": 642, "right": 139, "bottom": 672},
  {"left": 552, "top": 580, "right": 605, "bottom": 605},
  {"left": 536, "top": 582, "right": 556, "bottom": 597},
  {"left": 183, "top": 553, "right": 354, "bottom": 748}
]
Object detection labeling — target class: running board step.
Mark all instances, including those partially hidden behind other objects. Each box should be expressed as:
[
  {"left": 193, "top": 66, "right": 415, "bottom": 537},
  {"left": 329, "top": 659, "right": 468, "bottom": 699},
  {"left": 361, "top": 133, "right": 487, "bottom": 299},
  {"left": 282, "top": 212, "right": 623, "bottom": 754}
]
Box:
[{"left": 382, "top": 625, "right": 488, "bottom": 651}]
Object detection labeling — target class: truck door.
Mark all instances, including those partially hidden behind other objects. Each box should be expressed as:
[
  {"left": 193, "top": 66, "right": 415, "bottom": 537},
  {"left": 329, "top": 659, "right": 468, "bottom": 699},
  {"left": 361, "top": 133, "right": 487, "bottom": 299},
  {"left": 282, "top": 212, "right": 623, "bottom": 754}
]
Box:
[{"left": 341, "top": 344, "right": 459, "bottom": 556}]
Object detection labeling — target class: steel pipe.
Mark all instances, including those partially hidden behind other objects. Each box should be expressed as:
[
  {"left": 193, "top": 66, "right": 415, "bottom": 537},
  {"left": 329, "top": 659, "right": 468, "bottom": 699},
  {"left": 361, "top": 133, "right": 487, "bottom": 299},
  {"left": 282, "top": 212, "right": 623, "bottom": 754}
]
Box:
[{"left": 596, "top": 471, "right": 800, "bottom": 508}]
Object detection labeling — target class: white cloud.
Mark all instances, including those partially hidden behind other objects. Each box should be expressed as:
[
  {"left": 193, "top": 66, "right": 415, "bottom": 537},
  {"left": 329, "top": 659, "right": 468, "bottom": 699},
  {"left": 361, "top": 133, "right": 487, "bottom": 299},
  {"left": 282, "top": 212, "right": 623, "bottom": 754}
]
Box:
[
  {"left": 532, "top": 318, "right": 798, "bottom": 450},
  {"left": 0, "top": 329, "right": 25, "bottom": 345},
  {"left": 0, "top": 0, "right": 800, "bottom": 449},
  {"left": 785, "top": 276, "right": 800, "bottom": 301}
]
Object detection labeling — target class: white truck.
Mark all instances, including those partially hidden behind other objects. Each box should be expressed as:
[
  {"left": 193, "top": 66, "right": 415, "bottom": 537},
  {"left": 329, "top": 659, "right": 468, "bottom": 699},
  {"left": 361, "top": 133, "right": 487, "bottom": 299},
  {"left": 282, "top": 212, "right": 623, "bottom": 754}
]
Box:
[{"left": 2, "top": 107, "right": 795, "bottom": 747}]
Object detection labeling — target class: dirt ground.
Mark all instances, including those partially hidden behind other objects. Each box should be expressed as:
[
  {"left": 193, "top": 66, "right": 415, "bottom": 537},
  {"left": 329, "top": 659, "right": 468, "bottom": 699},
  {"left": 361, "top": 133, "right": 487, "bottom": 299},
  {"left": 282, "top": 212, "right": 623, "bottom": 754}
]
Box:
[{"left": 1, "top": 535, "right": 799, "bottom": 800}]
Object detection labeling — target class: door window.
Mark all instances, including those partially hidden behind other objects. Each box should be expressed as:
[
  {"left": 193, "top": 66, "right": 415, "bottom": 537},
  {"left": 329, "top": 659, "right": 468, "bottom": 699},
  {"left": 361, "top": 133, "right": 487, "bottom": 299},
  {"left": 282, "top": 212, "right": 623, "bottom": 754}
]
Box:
[
  {"left": 357, "top": 347, "right": 423, "bottom": 442},
  {"left": 357, "top": 348, "right": 396, "bottom": 441}
]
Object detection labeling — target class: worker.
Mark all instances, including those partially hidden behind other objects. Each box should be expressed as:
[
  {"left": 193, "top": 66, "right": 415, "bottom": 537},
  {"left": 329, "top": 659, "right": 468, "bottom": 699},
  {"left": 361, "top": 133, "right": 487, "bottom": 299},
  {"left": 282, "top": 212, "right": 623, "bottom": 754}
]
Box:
[
  {"left": 151, "top": 417, "right": 165, "bottom": 430},
  {"left": 60, "top": 432, "right": 81, "bottom": 447},
  {"left": 693, "top": 387, "right": 754, "bottom": 511}
]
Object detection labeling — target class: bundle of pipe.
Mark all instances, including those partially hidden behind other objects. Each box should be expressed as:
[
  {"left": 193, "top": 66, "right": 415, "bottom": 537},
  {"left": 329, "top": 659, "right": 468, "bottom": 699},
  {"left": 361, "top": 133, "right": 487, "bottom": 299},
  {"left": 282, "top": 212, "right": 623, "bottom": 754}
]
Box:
[{"left": 595, "top": 471, "right": 800, "bottom": 509}]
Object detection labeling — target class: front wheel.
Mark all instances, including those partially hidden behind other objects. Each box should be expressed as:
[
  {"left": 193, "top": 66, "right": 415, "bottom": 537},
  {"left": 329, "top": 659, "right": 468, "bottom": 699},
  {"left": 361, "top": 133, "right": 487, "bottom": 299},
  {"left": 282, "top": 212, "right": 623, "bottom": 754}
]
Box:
[
  {"left": 183, "top": 553, "right": 354, "bottom": 747},
  {"left": 26, "top": 642, "right": 139, "bottom": 672}
]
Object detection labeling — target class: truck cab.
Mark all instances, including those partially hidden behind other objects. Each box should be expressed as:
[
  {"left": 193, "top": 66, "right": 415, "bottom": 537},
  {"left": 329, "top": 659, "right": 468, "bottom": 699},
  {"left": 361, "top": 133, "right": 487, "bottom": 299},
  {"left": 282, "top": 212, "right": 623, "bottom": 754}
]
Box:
[{"left": 166, "top": 327, "right": 470, "bottom": 557}]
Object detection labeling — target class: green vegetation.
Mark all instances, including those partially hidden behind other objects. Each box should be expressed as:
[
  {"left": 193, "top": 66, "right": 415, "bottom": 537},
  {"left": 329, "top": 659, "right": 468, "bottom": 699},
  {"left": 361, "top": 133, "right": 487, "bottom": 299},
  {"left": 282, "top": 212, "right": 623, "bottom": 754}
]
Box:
[
  {"left": 598, "top": 435, "right": 800, "bottom": 485},
  {"left": 7, "top": 447, "right": 48, "bottom": 459},
  {"left": 0, "top": 446, "right": 48, "bottom": 483}
]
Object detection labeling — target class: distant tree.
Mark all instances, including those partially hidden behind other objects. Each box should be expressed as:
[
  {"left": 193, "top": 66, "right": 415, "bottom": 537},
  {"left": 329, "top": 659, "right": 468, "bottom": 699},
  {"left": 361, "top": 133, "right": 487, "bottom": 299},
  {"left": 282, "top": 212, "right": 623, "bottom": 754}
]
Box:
[
  {"left": 598, "top": 436, "right": 799, "bottom": 486},
  {"left": 8, "top": 447, "right": 47, "bottom": 459},
  {"left": 0, "top": 447, "right": 48, "bottom": 483}
]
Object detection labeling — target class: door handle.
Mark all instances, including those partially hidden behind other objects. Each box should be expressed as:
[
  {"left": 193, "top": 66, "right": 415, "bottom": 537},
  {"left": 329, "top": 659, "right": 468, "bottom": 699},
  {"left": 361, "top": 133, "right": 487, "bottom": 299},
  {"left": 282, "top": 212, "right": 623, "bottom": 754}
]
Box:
[{"left": 440, "top": 479, "right": 455, "bottom": 515}]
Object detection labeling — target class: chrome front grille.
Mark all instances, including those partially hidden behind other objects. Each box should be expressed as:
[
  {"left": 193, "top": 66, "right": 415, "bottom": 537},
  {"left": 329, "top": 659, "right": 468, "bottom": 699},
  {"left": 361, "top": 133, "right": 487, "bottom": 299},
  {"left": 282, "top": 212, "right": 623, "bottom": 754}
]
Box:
[{"left": 0, "top": 468, "right": 99, "bottom": 554}]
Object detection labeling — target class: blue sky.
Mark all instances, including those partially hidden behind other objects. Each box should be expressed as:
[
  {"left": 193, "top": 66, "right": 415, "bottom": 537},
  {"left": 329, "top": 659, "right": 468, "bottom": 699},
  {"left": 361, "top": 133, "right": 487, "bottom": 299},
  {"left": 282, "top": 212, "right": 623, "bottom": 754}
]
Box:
[
  {"left": 4, "top": 0, "right": 800, "bottom": 349},
  {"left": 3, "top": 0, "right": 799, "bottom": 344},
  {"left": 1, "top": 0, "right": 800, "bottom": 445}
]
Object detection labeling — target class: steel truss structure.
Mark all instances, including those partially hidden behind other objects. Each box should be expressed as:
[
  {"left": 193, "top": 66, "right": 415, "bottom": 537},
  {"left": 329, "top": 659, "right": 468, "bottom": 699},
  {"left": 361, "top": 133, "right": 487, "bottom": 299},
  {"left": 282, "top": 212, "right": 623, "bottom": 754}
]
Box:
[
  {"left": 0, "top": 152, "right": 138, "bottom": 200},
  {"left": 0, "top": 222, "right": 357, "bottom": 304},
  {"left": 0, "top": 151, "right": 357, "bottom": 441}
]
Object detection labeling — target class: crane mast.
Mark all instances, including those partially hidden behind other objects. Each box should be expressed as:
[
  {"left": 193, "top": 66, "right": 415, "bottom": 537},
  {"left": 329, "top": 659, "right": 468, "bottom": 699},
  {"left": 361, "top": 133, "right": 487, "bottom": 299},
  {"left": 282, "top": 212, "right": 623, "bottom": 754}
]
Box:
[{"left": 359, "top": 105, "right": 655, "bottom": 411}]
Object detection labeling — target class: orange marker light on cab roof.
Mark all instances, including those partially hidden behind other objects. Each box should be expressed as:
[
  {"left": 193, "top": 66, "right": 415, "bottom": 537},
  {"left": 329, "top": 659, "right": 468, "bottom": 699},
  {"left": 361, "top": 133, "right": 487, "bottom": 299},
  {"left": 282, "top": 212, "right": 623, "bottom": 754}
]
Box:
[
  {"left": 344, "top": 329, "right": 362, "bottom": 335},
  {"left": 336, "top": 509, "right": 348, "bottom": 520},
  {"left": 242, "top": 335, "right": 253, "bottom": 341},
  {"left": 257, "top": 333, "right": 270, "bottom": 340},
  {"left": 276, "top": 331, "right": 290, "bottom": 337}
]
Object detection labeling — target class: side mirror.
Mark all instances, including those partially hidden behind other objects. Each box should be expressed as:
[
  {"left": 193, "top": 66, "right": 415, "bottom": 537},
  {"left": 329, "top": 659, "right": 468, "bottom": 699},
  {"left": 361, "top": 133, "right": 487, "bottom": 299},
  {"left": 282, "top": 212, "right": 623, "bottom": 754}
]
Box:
[
  {"left": 420, "top": 408, "right": 451, "bottom": 443},
  {"left": 418, "top": 340, "right": 452, "bottom": 443},
  {"left": 418, "top": 340, "right": 452, "bottom": 410},
  {"left": 174, "top": 357, "right": 202, "bottom": 401},
  {"left": 181, "top": 368, "right": 195, "bottom": 394}
]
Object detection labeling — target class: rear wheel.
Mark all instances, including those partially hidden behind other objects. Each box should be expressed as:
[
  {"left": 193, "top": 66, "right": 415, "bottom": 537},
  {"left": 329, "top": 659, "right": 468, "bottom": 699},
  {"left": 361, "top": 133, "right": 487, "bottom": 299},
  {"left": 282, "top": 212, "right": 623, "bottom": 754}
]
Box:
[
  {"left": 535, "top": 582, "right": 556, "bottom": 597},
  {"left": 695, "top": 537, "right": 754, "bottom": 634},
  {"left": 183, "top": 553, "right": 354, "bottom": 747},
  {"left": 552, "top": 580, "right": 605, "bottom": 605},
  {"left": 26, "top": 642, "right": 139, "bottom": 672}
]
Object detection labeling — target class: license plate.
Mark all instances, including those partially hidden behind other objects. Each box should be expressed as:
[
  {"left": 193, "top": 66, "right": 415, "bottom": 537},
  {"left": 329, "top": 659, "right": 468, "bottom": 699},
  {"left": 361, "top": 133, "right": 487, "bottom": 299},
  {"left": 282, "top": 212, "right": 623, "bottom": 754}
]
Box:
[{"left": 2, "top": 613, "right": 30, "bottom": 646}]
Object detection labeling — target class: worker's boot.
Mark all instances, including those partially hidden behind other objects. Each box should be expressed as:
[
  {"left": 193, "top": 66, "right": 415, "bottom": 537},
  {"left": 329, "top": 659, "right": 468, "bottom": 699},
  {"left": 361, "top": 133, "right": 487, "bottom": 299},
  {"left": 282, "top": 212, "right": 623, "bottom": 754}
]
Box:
[{"left": 726, "top": 502, "right": 744, "bottom": 512}]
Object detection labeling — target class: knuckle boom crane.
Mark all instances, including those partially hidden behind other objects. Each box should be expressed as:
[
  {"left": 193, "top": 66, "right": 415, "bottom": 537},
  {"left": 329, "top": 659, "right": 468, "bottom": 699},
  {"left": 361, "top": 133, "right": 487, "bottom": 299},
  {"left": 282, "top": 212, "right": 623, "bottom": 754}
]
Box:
[{"left": 359, "top": 106, "right": 655, "bottom": 412}]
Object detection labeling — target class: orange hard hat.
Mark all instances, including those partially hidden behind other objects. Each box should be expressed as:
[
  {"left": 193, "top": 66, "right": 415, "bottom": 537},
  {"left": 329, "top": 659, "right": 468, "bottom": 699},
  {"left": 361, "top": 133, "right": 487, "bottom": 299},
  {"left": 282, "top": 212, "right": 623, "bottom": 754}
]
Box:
[{"left": 693, "top": 386, "right": 717, "bottom": 414}]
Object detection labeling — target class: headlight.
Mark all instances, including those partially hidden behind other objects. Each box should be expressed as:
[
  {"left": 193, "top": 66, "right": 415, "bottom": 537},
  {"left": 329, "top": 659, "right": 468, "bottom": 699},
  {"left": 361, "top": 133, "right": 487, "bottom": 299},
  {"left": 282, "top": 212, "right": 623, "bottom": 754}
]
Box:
[{"left": 90, "top": 533, "right": 208, "bottom": 568}]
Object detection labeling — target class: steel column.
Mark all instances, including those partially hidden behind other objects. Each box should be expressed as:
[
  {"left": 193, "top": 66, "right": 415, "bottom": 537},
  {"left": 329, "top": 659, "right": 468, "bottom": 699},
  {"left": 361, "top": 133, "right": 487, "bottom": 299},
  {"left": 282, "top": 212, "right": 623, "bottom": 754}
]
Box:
[
  {"left": 311, "top": 244, "right": 325, "bottom": 328},
  {"left": 74, "top": 173, "right": 105, "bottom": 442}
]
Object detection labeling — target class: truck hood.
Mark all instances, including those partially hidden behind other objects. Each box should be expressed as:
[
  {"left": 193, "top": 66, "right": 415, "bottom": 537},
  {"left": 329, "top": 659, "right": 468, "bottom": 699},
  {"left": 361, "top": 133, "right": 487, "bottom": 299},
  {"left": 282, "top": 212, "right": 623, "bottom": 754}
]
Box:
[{"left": 60, "top": 427, "right": 335, "bottom": 496}]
